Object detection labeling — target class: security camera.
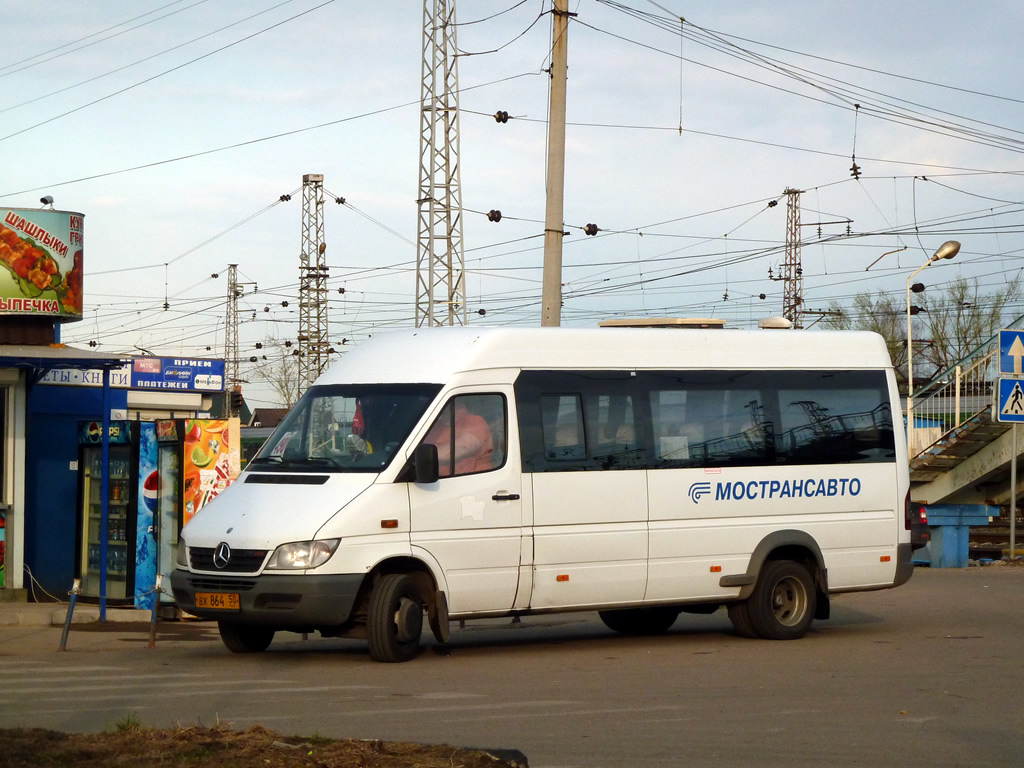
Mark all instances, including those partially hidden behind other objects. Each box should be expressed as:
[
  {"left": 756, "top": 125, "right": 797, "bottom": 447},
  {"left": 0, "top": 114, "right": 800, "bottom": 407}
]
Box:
[{"left": 39, "top": 195, "right": 54, "bottom": 206}]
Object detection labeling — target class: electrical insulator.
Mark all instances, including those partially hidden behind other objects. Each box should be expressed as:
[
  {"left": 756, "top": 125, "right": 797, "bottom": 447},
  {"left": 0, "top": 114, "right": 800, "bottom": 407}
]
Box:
[
  {"left": 767, "top": 200, "right": 778, "bottom": 208},
  {"left": 850, "top": 161, "right": 861, "bottom": 179},
  {"left": 477, "top": 308, "right": 486, "bottom": 316},
  {"left": 488, "top": 210, "right": 502, "bottom": 222},
  {"left": 584, "top": 223, "right": 599, "bottom": 236},
  {"left": 280, "top": 194, "right": 291, "bottom": 202},
  {"left": 759, "top": 293, "right": 766, "bottom": 300},
  {"left": 910, "top": 282, "right": 925, "bottom": 294},
  {"left": 494, "top": 110, "right": 509, "bottom": 123},
  {"left": 248, "top": 356, "right": 258, "bottom": 363},
  {"left": 284, "top": 340, "right": 292, "bottom": 347}
]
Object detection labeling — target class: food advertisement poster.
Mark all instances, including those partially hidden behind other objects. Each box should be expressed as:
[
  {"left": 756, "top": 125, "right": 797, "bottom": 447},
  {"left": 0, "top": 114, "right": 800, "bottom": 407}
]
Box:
[
  {"left": 182, "top": 419, "right": 240, "bottom": 526},
  {"left": 0, "top": 207, "right": 83, "bottom": 319}
]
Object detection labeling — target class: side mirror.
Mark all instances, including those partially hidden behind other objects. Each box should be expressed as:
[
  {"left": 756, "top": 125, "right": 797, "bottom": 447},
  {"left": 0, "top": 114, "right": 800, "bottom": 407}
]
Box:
[{"left": 413, "top": 443, "right": 439, "bottom": 484}]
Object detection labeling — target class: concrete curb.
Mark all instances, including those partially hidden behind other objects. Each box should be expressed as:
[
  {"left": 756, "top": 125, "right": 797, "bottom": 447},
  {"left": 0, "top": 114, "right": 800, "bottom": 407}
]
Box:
[{"left": 0, "top": 603, "right": 152, "bottom": 627}]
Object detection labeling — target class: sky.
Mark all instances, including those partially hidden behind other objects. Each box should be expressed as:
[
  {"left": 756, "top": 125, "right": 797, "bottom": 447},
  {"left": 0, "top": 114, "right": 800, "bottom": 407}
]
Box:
[{"left": 3, "top": 0, "right": 1024, "bottom": 408}]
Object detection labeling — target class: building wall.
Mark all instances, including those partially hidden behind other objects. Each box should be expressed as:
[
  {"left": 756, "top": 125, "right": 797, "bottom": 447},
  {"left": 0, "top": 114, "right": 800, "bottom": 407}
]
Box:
[{"left": 24, "top": 384, "right": 128, "bottom": 598}]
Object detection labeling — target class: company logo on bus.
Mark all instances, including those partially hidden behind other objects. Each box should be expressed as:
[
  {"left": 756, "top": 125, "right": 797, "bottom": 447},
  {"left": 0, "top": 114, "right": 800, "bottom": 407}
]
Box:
[
  {"left": 688, "top": 482, "right": 712, "bottom": 503},
  {"left": 688, "top": 477, "right": 863, "bottom": 503}
]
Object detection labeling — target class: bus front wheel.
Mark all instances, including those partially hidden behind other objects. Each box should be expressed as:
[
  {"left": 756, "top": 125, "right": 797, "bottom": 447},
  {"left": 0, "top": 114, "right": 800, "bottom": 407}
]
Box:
[
  {"left": 367, "top": 573, "right": 425, "bottom": 662},
  {"left": 746, "top": 560, "right": 816, "bottom": 640}
]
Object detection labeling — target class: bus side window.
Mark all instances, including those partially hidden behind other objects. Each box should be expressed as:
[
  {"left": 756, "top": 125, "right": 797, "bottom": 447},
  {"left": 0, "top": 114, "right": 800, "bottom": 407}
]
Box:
[{"left": 541, "top": 394, "right": 585, "bottom": 460}]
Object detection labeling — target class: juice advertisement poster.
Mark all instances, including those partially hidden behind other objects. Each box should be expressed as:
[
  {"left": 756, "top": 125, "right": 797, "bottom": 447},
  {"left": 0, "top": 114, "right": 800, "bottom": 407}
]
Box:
[{"left": 182, "top": 419, "right": 240, "bottom": 526}]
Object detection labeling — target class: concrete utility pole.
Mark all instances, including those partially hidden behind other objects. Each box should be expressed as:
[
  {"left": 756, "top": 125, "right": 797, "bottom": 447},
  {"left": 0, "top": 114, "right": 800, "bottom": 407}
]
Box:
[
  {"left": 298, "top": 173, "right": 329, "bottom": 395},
  {"left": 541, "top": 0, "right": 570, "bottom": 327},
  {"left": 416, "top": 0, "right": 465, "bottom": 327}
]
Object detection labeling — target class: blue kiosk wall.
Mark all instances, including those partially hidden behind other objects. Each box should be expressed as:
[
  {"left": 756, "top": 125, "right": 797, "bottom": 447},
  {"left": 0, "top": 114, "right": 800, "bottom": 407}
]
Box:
[{"left": 24, "top": 384, "right": 129, "bottom": 598}]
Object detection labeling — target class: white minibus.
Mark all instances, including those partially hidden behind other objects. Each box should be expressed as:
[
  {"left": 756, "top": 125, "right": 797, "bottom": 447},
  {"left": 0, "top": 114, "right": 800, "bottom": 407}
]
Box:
[{"left": 171, "top": 325, "right": 914, "bottom": 662}]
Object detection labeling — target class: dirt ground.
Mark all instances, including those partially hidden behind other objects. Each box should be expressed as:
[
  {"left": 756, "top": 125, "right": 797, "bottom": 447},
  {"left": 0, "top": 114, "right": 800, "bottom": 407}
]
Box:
[{"left": 0, "top": 723, "right": 526, "bottom": 767}]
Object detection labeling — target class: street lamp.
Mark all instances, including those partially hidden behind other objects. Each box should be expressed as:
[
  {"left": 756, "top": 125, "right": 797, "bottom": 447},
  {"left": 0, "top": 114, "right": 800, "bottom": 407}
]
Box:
[{"left": 906, "top": 240, "right": 961, "bottom": 454}]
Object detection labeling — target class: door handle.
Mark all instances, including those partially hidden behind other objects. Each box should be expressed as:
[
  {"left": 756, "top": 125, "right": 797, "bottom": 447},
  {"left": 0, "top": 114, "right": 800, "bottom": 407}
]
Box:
[{"left": 492, "top": 492, "right": 520, "bottom": 501}]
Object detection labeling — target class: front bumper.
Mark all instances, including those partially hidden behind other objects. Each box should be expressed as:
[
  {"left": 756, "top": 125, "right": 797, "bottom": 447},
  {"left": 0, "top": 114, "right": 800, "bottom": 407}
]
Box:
[{"left": 170, "top": 569, "right": 364, "bottom": 628}]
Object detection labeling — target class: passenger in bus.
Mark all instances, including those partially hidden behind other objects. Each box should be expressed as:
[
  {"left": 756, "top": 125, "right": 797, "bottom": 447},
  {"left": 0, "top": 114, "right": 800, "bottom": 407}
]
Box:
[{"left": 425, "top": 400, "right": 494, "bottom": 476}]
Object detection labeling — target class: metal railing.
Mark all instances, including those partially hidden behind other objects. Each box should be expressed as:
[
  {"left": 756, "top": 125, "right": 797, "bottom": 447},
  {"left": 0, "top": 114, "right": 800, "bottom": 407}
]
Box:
[{"left": 908, "top": 313, "right": 1024, "bottom": 457}]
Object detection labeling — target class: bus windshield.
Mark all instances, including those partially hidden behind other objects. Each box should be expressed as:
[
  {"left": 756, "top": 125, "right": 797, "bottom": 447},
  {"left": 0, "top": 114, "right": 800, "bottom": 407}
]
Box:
[{"left": 249, "top": 383, "right": 442, "bottom": 473}]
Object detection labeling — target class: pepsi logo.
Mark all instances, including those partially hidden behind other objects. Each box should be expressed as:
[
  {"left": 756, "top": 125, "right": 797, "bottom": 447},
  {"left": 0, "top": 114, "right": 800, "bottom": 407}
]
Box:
[{"left": 143, "top": 470, "right": 159, "bottom": 513}]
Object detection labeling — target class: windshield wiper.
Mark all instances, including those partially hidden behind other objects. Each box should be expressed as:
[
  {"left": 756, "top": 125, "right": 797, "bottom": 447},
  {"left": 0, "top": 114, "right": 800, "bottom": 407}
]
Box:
[{"left": 249, "top": 455, "right": 283, "bottom": 465}]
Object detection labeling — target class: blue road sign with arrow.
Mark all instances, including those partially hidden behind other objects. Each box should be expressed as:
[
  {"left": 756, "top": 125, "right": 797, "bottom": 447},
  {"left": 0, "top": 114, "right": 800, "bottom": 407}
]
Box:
[
  {"left": 999, "top": 329, "right": 1024, "bottom": 375},
  {"left": 998, "top": 378, "right": 1024, "bottom": 423}
]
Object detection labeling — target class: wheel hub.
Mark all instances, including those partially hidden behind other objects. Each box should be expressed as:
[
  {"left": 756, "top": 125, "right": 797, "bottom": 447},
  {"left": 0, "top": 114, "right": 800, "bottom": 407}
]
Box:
[{"left": 393, "top": 597, "right": 423, "bottom": 643}]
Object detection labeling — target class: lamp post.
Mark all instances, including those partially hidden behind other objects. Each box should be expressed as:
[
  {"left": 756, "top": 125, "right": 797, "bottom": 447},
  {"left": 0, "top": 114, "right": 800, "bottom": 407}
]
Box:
[{"left": 906, "top": 240, "right": 961, "bottom": 454}]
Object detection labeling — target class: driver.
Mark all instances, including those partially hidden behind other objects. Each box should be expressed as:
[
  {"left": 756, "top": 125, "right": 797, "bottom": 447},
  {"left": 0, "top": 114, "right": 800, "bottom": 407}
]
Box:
[{"left": 425, "top": 399, "right": 493, "bottom": 476}]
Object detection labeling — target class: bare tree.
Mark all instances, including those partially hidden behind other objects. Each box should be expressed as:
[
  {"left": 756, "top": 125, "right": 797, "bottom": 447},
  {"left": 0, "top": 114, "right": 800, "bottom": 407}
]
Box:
[
  {"left": 247, "top": 340, "right": 301, "bottom": 408},
  {"left": 824, "top": 275, "right": 1021, "bottom": 390},
  {"left": 824, "top": 293, "right": 909, "bottom": 386},
  {"left": 917, "top": 275, "right": 1021, "bottom": 375}
]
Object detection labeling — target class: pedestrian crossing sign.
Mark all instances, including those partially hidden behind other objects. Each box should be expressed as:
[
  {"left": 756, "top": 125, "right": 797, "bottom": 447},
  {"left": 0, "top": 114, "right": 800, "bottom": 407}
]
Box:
[{"left": 997, "top": 378, "right": 1024, "bottom": 422}]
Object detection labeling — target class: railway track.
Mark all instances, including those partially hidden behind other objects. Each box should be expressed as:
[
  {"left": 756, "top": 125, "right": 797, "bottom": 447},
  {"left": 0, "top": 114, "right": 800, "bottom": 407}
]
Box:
[{"left": 968, "top": 527, "right": 1024, "bottom": 560}]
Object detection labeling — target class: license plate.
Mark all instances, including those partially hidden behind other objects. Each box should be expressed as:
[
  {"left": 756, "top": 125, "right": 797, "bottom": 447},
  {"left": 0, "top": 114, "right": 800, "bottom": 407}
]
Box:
[{"left": 195, "top": 592, "right": 240, "bottom": 610}]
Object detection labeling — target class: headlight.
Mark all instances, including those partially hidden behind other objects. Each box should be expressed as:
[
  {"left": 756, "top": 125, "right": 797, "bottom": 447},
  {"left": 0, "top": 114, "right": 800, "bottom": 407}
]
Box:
[
  {"left": 265, "top": 539, "right": 340, "bottom": 570},
  {"left": 175, "top": 537, "right": 189, "bottom": 567}
]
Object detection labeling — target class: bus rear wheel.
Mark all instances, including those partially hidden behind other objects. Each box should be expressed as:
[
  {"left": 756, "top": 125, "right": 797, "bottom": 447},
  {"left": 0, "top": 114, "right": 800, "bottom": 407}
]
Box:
[
  {"left": 727, "top": 601, "right": 758, "bottom": 638},
  {"left": 746, "top": 560, "right": 816, "bottom": 640},
  {"left": 218, "top": 622, "right": 275, "bottom": 653},
  {"left": 599, "top": 607, "right": 680, "bottom": 635}
]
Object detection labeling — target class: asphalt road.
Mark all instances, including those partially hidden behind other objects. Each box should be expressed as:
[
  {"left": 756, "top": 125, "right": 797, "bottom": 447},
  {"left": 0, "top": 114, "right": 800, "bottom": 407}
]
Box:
[{"left": 2, "top": 566, "right": 1023, "bottom": 768}]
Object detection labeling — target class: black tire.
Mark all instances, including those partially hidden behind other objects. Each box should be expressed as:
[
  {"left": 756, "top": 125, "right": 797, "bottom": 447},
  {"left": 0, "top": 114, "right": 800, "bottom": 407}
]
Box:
[
  {"left": 746, "top": 560, "right": 816, "bottom": 640},
  {"left": 367, "top": 574, "right": 425, "bottom": 663},
  {"left": 598, "top": 607, "right": 680, "bottom": 635},
  {"left": 218, "top": 622, "right": 275, "bottom": 653},
  {"left": 727, "top": 601, "right": 758, "bottom": 638}
]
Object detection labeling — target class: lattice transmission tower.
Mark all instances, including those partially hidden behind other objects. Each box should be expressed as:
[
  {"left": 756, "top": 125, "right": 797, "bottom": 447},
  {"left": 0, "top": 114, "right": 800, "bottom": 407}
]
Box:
[
  {"left": 780, "top": 187, "right": 804, "bottom": 328},
  {"left": 298, "top": 173, "right": 330, "bottom": 394},
  {"left": 415, "top": 0, "right": 466, "bottom": 327},
  {"left": 225, "top": 264, "right": 240, "bottom": 392}
]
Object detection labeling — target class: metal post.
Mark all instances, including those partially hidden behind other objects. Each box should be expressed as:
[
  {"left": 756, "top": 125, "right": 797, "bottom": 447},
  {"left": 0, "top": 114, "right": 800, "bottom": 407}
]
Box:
[
  {"left": 99, "top": 369, "right": 110, "bottom": 622},
  {"left": 954, "top": 365, "right": 962, "bottom": 428},
  {"left": 1012, "top": 424, "right": 1018, "bottom": 561},
  {"left": 59, "top": 578, "right": 80, "bottom": 651},
  {"left": 541, "top": 0, "right": 569, "bottom": 327},
  {"left": 147, "top": 574, "right": 162, "bottom": 648}
]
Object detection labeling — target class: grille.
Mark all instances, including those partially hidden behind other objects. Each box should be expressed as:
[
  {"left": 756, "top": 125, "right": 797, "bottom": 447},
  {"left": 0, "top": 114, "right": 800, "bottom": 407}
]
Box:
[
  {"left": 189, "top": 547, "right": 269, "bottom": 573},
  {"left": 186, "top": 576, "right": 258, "bottom": 592}
]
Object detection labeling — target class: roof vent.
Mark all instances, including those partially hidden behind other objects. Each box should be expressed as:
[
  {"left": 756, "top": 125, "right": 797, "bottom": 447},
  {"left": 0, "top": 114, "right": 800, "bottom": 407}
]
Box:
[
  {"left": 599, "top": 317, "right": 726, "bottom": 329},
  {"left": 758, "top": 316, "right": 793, "bottom": 329}
]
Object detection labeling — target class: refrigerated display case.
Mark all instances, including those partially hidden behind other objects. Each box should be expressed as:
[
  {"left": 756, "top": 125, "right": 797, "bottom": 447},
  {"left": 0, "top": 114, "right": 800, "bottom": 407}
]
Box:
[
  {"left": 78, "top": 421, "right": 134, "bottom": 602},
  {"left": 77, "top": 418, "right": 240, "bottom": 608}
]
